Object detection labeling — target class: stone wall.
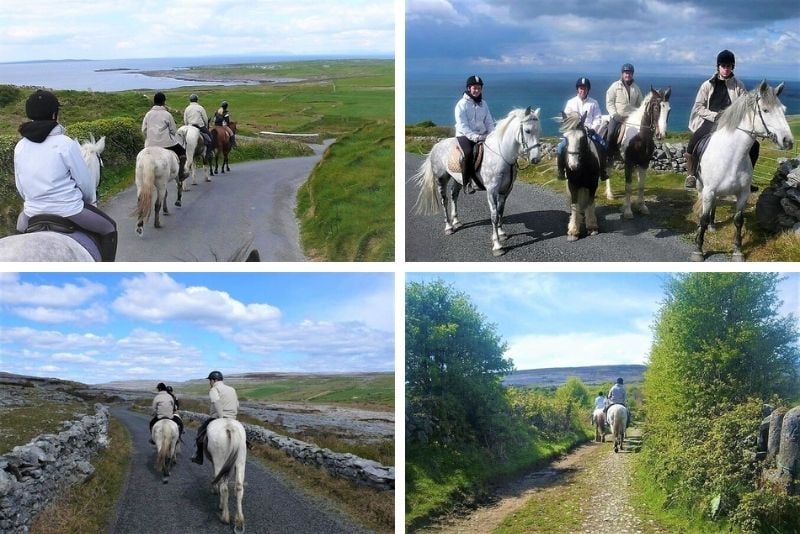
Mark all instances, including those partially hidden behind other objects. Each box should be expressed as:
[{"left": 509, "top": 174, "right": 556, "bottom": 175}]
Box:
[
  {"left": 537, "top": 140, "right": 688, "bottom": 173},
  {"left": 756, "top": 158, "right": 800, "bottom": 233},
  {"left": 0, "top": 404, "right": 110, "bottom": 533},
  {"left": 181, "top": 411, "right": 394, "bottom": 491},
  {"left": 756, "top": 404, "right": 800, "bottom": 496}
]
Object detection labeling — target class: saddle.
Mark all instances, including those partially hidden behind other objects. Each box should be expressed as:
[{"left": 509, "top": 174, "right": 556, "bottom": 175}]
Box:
[
  {"left": 22, "top": 214, "right": 102, "bottom": 260},
  {"left": 447, "top": 142, "right": 485, "bottom": 183}
]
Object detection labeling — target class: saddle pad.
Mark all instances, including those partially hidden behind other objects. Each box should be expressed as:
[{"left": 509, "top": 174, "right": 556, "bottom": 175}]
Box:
[{"left": 447, "top": 142, "right": 484, "bottom": 174}]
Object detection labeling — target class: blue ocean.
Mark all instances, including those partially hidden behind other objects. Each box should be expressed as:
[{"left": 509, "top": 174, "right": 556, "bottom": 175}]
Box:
[{"left": 406, "top": 70, "right": 800, "bottom": 136}]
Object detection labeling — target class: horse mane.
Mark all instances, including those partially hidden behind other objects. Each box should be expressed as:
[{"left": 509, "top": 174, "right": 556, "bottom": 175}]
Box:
[
  {"left": 626, "top": 92, "right": 654, "bottom": 127},
  {"left": 558, "top": 112, "right": 583, "bottom": 133},
  {"left": 715, "top": 86, "right": 779, "bottom": 132},
  {"left": 493, "top": 108, "right": 528, "bottom": 139}
]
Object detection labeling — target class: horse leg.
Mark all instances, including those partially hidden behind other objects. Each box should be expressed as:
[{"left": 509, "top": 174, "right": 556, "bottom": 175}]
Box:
[
  {"left": 605, "top": 174, "right": 614, "bottom": 200},
  {"left": 622, "top": 165, "right": 634, "bottom": 219},
  {"left": 636, "top": 167, "right": 649, "bottom": 215},
  {"left": 586, "top": 192, "right": 599, "bottom": 236},
  {"left": 233, "top": 465, "right": 245, "bottom": 533},
  {"left": 731, "top": 208, "right": 746, "bottom": 261},
  {"left": 224, "top": 152, "right": 230, "bottom": 173},
  {"left": 691, "top": 197, "right": 713, "bottom": 262},
  {"left": 450, "top": 179, "right": 463, "bottom": 231},
  {"left": 439, "top": 178, "right": 455, "bottom": 235},
  {"left": 219, "top": 478, "right": 231, "bottom": 524},
  {"left": 567, "top": 183, "right": 580, "bottom": 241},
  {"left": 495, "top": 193, "right": 509, "bottom": 242},
  {"left": 487, "top": 191, "right": 506, "bottom": 256}
]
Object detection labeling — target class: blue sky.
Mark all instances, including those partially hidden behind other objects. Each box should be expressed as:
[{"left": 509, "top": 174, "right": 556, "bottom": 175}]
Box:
[
  {"left": 0, "top": 272, "right": 394, "bottom": 384},
  {"left": 1, "top": 0, "right": 394, "bottom": 62},
  {"left": 406, "top": 272, "right": 799, "bottom": 370},
  {"left": 406, "top": 0, "right": 800, "bottom": 78}
]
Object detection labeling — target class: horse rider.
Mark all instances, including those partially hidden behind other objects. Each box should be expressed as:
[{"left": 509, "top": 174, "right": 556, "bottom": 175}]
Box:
[
  {"left": 212, "top": 100, "right": 236, "bottom": 148},
  {"left": 183, "top": 93, "right": 213, "bottom": 156},
  {"left": 593, "top": 390, "right": 608, "bottom": 422},
  {"left": 604, "top": 63, "right": 643, "bottom": 164},
  {"left": 149, "top": 382, "right": 184, "bottom": 442},
  {"left": 191, "top": 370, "right": 239, "bottom": 465},
  {"left": 142, "top": 92, "right": 187, "bottom": 182},
  {"left": 684, "top": 49, "right": 759, "bottom": 192},
  {"left": 166, "top": 385, "right": 180, "bottom": 411},
  {"left": 14, "top": 89, "right": 117, "bottom": 261},
  {"left": 604, "top": 377, "right": 631, "bottom": 426},
  {"left": 455, "top": 75, "right": 495, "bottom": 194},
  {"left": 556, "top": 77, "right": 608, "bottom": 181}
]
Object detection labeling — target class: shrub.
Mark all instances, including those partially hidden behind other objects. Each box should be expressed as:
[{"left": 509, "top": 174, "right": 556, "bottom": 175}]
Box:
[
  {"left": 730, "top": 490, "right": 800, "bottom": 533},
  {"left": 0, "top": 85, "right": 22, "bottom": 108}
]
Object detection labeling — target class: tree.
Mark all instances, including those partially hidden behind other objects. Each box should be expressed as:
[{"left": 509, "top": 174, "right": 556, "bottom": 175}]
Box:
[
  {"left": 643, "top": 272, "right": 799, "bottom": 517},
  {"left": 406, "top": 280, "right": 513, "bottom": 448}
]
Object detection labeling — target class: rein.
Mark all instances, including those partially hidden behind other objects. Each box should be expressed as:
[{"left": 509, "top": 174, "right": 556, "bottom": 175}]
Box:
[{"left": 483, "top": 117, "right": 540, "bottom": 166}]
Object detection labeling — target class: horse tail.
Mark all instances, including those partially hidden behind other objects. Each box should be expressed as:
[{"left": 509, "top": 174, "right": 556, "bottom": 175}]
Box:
[
  {"left": 132, "top": 154, "right": 155, "bottom": 221},
  {"left": 412, "top": 153, "right": 439, "bottom": 215},
  {"left": 692, "top": 192, "right": 704, "bottom": 218},
  {"left": 211, "top": 424, "right": 242, "bottom": 486}
]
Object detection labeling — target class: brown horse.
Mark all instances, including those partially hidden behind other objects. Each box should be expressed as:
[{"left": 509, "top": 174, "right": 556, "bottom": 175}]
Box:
[{"left": 210, "top": 122, "right": 235, "bottom": 175}]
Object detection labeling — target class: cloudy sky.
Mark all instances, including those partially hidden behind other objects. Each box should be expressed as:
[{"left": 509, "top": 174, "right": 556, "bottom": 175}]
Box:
[
  {"left": 406, "top": 0, "right": 800, "bottom": 77},
  {"left": 1, "top": 0, "right": 394, "bottom": 62},
  {"left": 0, "top": 272, "right": 394, "bottom": 384},
  {"left": 406, "top": 272, "right": 799, "bottom": 371}
]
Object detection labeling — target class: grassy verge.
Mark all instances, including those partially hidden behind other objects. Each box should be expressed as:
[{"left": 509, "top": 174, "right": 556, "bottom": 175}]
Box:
[
  {"left": 297, "top": 120, "right": 394, "bottom": 261},
  {"left": 406, "top": 430, "right": 591, "bottom": 530},
  {"left": 30, "top": 417, "right": 132, "bottom": 534},
  {"left": 628, "top": 454, "right": 738, "bottom": 533}
]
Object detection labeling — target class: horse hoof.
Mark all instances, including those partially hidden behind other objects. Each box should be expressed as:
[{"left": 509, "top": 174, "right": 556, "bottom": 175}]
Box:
[
  {"left": 492, "top": 247, "right": 506, "bottom": 257},
  {"left": 638, "top": 205, "right": 650, "bottom": 215},
  {"left": 589, "top": 230, "right": 599, "bottom": 236},
  {"left": 498, "top": 234, "right": 509, "bottom": 242},
  {"left": 567, "top": 234, "right": 579, "bottom": 242},
  {"left": 690, "top": 251, "right": 705, "bottom": 262},
  {"left": 135, "top": 227, "right": 143, "bottom": 237},
  {"left": 155, "top": 223, "right": 162, "bottom": 229},
  {"left": 732, "top": 252, "right": 745, "bottom": 262},
  {"left": 444, "top": 228, "right": 454, "bottom": 236},
  {"left": 623, "top": 211, "right": 634, "bottom": 220},
  {"left": 175, "top": 201, "right": 181, "bottom": 207},
  {"left": 234, "top": 525, "right": 246, "bottom": 534}
]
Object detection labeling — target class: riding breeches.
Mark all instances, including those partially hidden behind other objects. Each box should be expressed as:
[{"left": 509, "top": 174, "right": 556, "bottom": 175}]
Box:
[
  {"left": 17, "top": 203, "right": 117, "bottom": 261},
  {"left": 456, "top": 136, "right": 476, "bottom": 179}
]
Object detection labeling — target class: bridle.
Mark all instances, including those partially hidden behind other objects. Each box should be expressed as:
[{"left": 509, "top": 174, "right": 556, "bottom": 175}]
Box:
[
  {"left": 737, "top": 93, "right": 778, "bottom": 143},
  {"left": 483, "top": 115, "right": 542, "bottom": 166}
]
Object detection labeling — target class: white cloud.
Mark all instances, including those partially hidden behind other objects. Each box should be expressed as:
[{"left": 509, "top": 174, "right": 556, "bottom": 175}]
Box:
[
  {"left": 0, "top": 273, "right": 106, "bottom": 307},
  {"left": 406, "top": 0, "right": 469, "bottom": 25},
  {"left": 12, "top": 303, "right": 108, "bottom": 324}
]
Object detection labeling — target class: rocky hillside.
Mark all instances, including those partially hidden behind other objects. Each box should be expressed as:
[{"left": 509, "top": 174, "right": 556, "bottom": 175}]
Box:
[{"left": 502, "top": 364, "right": 647, "bottom": 388}]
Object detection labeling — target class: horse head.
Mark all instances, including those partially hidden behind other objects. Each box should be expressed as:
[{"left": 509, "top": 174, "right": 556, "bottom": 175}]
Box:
[
  {"left": 646, "top": 86, "right": 671, "bottom": 140},
  {"left": 80, "top": 134, "right": 106, "bottom": 190},
  {"left": 755, "top": 80, "right": 793, "bottom": 150},
  {"left": 520, "top": 106, "right": 542, "bottom": 164},
  {"left": 560, "top": 112, "right": 589, "bottom": 172}
]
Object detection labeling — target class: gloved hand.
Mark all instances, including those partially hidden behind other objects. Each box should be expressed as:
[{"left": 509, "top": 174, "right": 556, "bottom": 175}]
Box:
[{"left": 587, "top": 128, "right": 596, "bottom": 137}]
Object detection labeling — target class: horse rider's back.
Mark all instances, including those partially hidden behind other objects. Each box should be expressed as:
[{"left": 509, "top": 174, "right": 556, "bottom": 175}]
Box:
[
  {"left": 142, "top": 105, "right": 178, "bottom": 148},
  {"left": 184, "top": 102, "right": 209, "bottom": 128},
  {"left": 153, "top": 390, "right": 175, "bottom": 419},
  {"left": 210, "top": 380, "right": 238, "bottom": 418}
]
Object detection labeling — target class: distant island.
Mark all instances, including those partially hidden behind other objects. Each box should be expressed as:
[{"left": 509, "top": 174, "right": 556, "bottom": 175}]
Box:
[
  {"left": 503, "top": 364, "right": 647, "bottom": 387},
  {"left": 94, "top": 67, "right": 134, "bottom": 72}
]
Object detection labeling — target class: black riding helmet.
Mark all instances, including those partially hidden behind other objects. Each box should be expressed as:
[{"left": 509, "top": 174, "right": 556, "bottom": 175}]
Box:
[
  {"left": 716, "top": 49, "right": 735, "bottom": 68},
  {"left": 616, "top": 377, "right": 624, "bottom": 384},
  {"left": 207, "top": 370, "right": 223, "bottom": 381},
  {"left": 154, "top": 92, "right": 166, "bottom": 105},
  {"left": 157, "top": 382, "right": 167, "bottom": 391},
  {"left": 465, "top": 75, "right": 484, "bottom": 88},
  {"left": 220, "top": 101, "right": 228, "bottom": 109},
  {"left": 576, "top": 77, "right": 591, "bottom": 90},
  {"left": 189, "top": 94, "right": 198, "bottom": 102},
  {"left": 621, "top": 63, "right": 634, "bottom": 73},
  {"left": 26, "top": 89, "right": 60, "bottom": 120},
  {"left": 166, "top": 385, "right": 174, "bottom": 393}
]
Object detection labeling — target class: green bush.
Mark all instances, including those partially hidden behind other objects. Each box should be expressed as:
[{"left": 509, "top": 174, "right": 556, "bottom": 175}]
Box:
[
  {"left": 0, "top": 85, "right": 22, "bottom": 108},
  {"left": 67, "top": 117, "right": 142, "bottom": 170},
  {"left": 730, "top": 490, "right": 800, "bottom": 533}
]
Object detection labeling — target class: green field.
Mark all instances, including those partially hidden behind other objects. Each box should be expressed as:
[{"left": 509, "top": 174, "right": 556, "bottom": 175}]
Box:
[
  {"left": 182, "top": 373, "right": 394, "bottom": 411},
  {"left": 0, "top": 59, "right": 394, "bottom": 260}
]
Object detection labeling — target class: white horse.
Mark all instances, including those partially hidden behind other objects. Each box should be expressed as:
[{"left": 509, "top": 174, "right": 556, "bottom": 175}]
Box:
[
  {"left": 592, "top": 408, "right": 606, "bottom": 443},
  {"left": 607, "top": 404, "right": 628, "bottom": 453},
  {"left": 692, "top": 80, "right": 793, "bottom": 262},
  {"left": 205, "top": 418, "right": 247, "bottom": 533},
  {"left": 151, "top": 418, "right": 180, "bottom": 484},
  {"left": 413, "top": 107, "right": 543, "bottom": 256},
  {"left": 133, "top": 146, "right": 179, "bottom": 237},
  {"left": 609, "top": 88, "right": 671, "bottom": 218},
  {"left": 0, "top": 135, "right": 105, "bottom": 261},
  {"left": 176, "top": 125, "right": 210, "bottom": 193}
]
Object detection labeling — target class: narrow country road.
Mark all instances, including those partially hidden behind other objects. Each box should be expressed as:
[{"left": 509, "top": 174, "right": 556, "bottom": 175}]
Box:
[
  {"left": 101, "top": 142, "right": 331, "bottom": 261},
  {"left": 109, "top": 408, "right": 367, "bottom": 534}
]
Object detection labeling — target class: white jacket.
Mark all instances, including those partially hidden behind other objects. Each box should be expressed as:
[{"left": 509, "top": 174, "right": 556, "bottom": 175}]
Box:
[
  {"left": 209, "top": 381, "right": 239, "bottom": 419},
  {"left": 142, "top": 105, "right": 178, "bottom": 148},
  {"left": 605, "top": 80, "right": 643, "bottom": 120},
  {"left": 563, "top": 95, "right": 602, "bottom": 131},
  {"left": 183, "top": 102, "right": 209, "bottom": 128},
  {"left": 455, "top": 94, "right": 495, "bottom": 142},
  {"left": 14, "top": 124, "right": 95, "bottom": 218}
]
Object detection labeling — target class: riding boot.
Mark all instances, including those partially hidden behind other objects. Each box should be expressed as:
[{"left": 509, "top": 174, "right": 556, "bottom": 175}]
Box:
[
  {"left": 191, "top": 443, "right": 204, "bottom": 465},
  {"left": 684, "top": 154, "right": 697, "bottom": 189},
  {"left": 557, "top": 158, "right": 566, "bottom": 180},
  {"left": 230, "top": 134, "right": 237, "bottom": 148},
  {"left": 98, "top": 231, "right": 117, "bottom": 262}
]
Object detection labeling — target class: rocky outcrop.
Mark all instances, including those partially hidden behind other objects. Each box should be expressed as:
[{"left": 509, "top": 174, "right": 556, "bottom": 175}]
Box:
[
  {"left": 180, "top": 411, "right": 394, "bottom": 491},
  {"left": 0, "top": 404, "right": 110, "bottom": 533},
  {"left": 755, "top": 158, "right": 800, "bottom": 233},
  {"left": 757, "top": 405, "right": 800, "bottom": 496}
]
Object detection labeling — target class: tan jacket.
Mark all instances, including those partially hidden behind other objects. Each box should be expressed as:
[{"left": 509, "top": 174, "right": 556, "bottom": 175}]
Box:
[
  {"left": 688, "top": 74, "right": 747, "bottom": 132},
  {"left": 142, "top": 105, "right": 178, "bottom": 148},
  {"left": 183, "top": 102, "right": 209, "bottom": 128},
  {"left": 605, "top": 79, "right": 643, "bottom": 120},
  {"left": 152, "top": 391, "right": 175, "bottom": 419},
  {"left": 209, "top": 381, "right": 239, "bottom": 418}
]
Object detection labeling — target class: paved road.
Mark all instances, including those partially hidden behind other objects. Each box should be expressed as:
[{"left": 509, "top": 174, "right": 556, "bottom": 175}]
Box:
[
  {"left": 405, "top": 153, "right": 725, "bottom": 262},
  {"left": 109, "top": 408, "right": 367, "bottom": 534},
  {"left": 102, "top": 142, "right": 331, "bottom": 262}
]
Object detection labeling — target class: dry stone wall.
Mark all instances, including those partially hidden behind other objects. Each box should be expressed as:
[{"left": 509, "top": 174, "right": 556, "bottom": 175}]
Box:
[
  {"left": 0, "top": 404, "right": 109, "bottom": 533},
  {"left": 757, "top": 404, "right": 800, "bottom": 496},
  {"left": 756, "top": 158, "right": 800, "bottom": 233},
  {"left": 181, "top": 411, "right": 394, "bottom": 491}
]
